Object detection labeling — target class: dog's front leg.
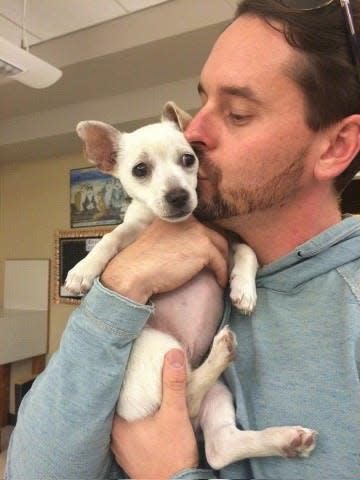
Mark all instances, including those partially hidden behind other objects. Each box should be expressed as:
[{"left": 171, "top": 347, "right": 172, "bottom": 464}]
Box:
[
  {"left": 65, "top": 203, "right": 153, "bottom": 294},
  {"left": 199, "top": 382, "right": 317, "bottom": 470},
  {"left": 65, "top": 223, "right": 143, "bottom": 294},
  {"left": 230, "top": 243, "right": 258, "bottom": 315}
]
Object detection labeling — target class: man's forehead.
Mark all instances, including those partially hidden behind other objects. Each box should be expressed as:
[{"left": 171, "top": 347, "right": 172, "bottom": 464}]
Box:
[{"left": 201, "top": 14, "right": 297, "bottom": 84}]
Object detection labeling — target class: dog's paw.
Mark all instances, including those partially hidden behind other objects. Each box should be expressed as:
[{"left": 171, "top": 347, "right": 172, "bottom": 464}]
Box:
[
  {"left": 65, "top": 259, "right": 99, "bottom": 294},
  {"left": 263, "top": 426, "right": 318, "bottom": 459},
  {"left": 281, "top": 427, "right": 318, "bottom": 458},
  {"left": 230, "top": 273, "right": 257, "bottom": 315},
  {"left": 212, "top": 326, "right": 237, "bottom": 363}
]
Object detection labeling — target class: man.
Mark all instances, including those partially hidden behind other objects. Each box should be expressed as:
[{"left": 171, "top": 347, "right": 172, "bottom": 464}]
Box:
[{"left": 5, "top": 1, "right": 360, "bottom": 479}]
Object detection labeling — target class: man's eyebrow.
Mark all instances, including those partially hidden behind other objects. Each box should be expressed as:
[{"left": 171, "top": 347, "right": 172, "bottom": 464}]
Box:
[{"left": 197, "top": 82, "right": 263, "bottom": 105}]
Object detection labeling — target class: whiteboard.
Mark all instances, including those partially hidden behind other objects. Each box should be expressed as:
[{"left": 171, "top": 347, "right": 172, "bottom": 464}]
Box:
[
  {"left": 1, "top": 259, "right": 49, "bottom": 364},
  {"left": 4, "top": 259, "right": 49, "bottom": 310},
  {"left": 0, "top": 309, "right": 48, "bottom": 364}
]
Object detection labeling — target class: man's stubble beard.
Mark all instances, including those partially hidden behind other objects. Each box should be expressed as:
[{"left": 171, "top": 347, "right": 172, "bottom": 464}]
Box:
[{"left": 194, "top": 147, "right": 307, "bottom": 222}]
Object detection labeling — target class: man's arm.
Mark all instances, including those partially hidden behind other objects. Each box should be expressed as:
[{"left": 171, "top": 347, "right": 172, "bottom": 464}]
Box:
[
  {"left": 6, "top": 217, "right": 227, "bottom": 480},
  {"left": 5, "top": 280, "right": 153, "bottom": 480}
]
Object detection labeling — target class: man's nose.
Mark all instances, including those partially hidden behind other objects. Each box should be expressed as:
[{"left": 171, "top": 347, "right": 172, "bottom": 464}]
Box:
[
  {"left": 185, "top": 109, "right": 206, "bottom": 144},
  {"left": 185, "top": 108, "right": 215, "bottom": 150}
]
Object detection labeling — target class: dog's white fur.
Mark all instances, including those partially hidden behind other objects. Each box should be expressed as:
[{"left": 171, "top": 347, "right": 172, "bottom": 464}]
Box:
[{"left": 65, "top": 102, "right": 317, "bottom": 469}]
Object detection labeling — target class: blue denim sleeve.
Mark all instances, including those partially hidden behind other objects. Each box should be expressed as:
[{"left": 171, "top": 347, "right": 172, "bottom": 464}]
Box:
[
  {"left": 172, "top": 468, "right": 217, "bottom": 479},
  {"left": 5, "top": 279, "right": 154, "bottom": 480}
]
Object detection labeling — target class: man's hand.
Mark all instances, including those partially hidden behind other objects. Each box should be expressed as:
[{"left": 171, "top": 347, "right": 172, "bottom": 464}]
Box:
[
  {"left": 111, "top": 349, "right": 199, "bottom": 479},
  {"left": 100, "top": 216, "right": 229, "bottom": 303}
]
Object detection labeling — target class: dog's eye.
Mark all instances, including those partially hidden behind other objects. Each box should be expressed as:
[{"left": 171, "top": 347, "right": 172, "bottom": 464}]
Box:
[
  {"left": 132, "top": 162, "right": 148, "bottom": 177},
  {"left": 181, "top": 153, "right": 196, "bottom": 168}
]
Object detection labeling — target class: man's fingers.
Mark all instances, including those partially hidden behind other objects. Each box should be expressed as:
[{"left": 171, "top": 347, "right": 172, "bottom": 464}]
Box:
[
  {"left": 112, "top": 413, "right": 126, "bottom": 430},
  {"left": 183, "top": 216, "right": 229, "bottom": 260},
  {"left": 160, "top": 349, "right": 188, "bottom": 416},
  {"left": 206, "top": 227, "right": 229, "bottom": 260},
  {"left": 207, "top": 245, "right": 229, "bottom": 288},
  {"left": 201, "top": 225, "right": 229, "bottom": 287}
]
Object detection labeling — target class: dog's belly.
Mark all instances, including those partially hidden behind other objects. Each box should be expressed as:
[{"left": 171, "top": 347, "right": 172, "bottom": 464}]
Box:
[
  {"left": 149, "top": 268, "right": 224, "bottom": 367},
  {"left": 116, "top": 269, "right": 224, "bottom": 421}
]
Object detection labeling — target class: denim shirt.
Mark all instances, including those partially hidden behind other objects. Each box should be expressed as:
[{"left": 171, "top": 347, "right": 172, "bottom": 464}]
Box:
[{"left": 5, "top": 216, "right": 360, "bottom": 480}]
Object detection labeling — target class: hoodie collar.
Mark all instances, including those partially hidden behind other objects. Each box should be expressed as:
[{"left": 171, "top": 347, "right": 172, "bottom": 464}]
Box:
[{"left": 256, "top": 215, "right": 360, "bottom": 291}]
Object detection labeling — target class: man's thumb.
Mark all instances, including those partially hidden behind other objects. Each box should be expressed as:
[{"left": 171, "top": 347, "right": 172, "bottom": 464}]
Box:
[{"left": 160, "top": 349, "right": 188, "bottom": 414}]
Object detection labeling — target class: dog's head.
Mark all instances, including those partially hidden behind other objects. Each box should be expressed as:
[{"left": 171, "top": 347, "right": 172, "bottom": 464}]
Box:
[{"left": 76, "top": 102, "right": 198, "bottom": 222}]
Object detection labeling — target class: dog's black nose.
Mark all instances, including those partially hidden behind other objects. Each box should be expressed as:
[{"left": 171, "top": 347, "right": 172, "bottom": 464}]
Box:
[{"left": 165, "top": 188, "right": 189, "bottom": 208}]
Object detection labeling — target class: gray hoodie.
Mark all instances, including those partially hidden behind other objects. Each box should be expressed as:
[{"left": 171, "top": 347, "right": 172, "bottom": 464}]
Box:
[{"left": 222, "top": 214, "right": 360, "bottom": 479}]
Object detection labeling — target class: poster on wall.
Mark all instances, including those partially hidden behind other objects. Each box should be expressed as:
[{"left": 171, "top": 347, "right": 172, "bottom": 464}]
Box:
[{"left": 70, "top": 167, "right": 131, "bottom": 228}]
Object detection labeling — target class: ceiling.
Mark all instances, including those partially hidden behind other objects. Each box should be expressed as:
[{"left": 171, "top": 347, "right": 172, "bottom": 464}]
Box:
[
  {"left": 0, "top": 0, "right": 172, "bottom": 46},
  {"left": 0, "top": 0, "right": 238, "bottom": 163}
]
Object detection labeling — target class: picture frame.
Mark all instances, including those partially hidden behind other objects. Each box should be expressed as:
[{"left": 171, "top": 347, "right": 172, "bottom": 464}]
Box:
[
  {"left": 70, "top": 167, "right": 131, "bottom": 228},
  {"left": 341, "top": 172, "right": 360, "bottom": 214},
  {"left": 53, "top": 228, "right": 111, "bottom": 305}
]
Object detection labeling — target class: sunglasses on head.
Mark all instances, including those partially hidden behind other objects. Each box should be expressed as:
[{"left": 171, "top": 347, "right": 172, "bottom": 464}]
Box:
[{"left": 278, "top": 0, "right": 360, "bottom": 82}]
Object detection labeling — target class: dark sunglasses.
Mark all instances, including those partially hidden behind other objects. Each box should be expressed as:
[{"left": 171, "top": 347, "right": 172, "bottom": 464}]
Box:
[{"left": 278, "top": 0, "right": 360, "bottom": 82}]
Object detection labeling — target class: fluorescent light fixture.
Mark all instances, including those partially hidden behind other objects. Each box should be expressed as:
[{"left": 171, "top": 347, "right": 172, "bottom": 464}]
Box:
[{"left": 0, "top": 36, "right": 62, "bottom": 89}]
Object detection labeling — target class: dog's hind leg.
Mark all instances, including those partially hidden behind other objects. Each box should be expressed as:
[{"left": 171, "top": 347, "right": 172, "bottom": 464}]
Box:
[
  {"left": 198, "top": 382, "right": 318, "bottom": 470},
  {"left": 186, "top": 326, "right": 237, "bottom": 419}
]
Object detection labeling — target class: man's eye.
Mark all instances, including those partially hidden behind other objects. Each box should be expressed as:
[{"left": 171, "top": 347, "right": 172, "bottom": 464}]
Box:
[
  {"left": 181, "top": 153, "right": 196, "bottom": 167},
  {"left": 132, "top": 162, "right": 148, "bottom": 177},
  {"left": 229, "top": 113, "right": 247, "bottom": 123}
]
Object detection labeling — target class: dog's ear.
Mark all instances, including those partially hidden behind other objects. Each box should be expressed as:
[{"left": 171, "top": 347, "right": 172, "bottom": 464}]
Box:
[
  {"left": 161, "top": 101, "right": 192, "bottom": 132},
  {"left": 76, "top": 120, "right": 121, "bottom": 173}
]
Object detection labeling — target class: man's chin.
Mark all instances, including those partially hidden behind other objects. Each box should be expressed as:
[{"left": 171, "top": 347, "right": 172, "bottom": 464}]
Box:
[
  {"left": 194, "top": 195, "right": 248, "bottom": 222},
  {"left": 194, "top": 200, "right": 225, "bottom": 222},
  {"left": 193, "top": 207, "right": 216, "bottom": 222},
  {"left": 195, "top": 183, "right": 220, "bottom": 220}
]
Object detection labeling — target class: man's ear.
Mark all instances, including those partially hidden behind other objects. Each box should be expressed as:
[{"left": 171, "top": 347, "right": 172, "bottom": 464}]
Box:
[
  {"left": 161, "top": 101, "right": 192, "bottom": 132},
  {"left": 315, "top": 114, "right": 360, "bottom": 182},
  {"left": 76, "top": 120, "right": 121, "bottom": 173}
]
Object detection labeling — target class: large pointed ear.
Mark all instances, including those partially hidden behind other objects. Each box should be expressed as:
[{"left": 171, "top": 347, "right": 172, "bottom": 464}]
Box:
[
  {"left": 76, "top": 120, "right": 121, "bottom": 173},
  {"left": 161, "top": 101, "right": 192, "bottom": 132}
]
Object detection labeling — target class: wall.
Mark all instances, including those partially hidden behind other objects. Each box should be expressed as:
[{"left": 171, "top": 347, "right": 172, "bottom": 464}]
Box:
[{"left": 0, "top": 151, "right": 89, "bottom": 412}]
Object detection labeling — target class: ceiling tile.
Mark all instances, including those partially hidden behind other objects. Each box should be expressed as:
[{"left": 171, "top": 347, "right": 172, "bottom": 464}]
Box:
[
  {"left": 0, "top": 15, "right": 39, "bottom": 46},
  {"left": 0, "top": 1, "right": 24, "bottom": 27},
  {"left": 118, "top": 0, "right": 171, "bottom": 12},
  {"left": 0, "top": 0, "right": 127, "bottom": 42}
]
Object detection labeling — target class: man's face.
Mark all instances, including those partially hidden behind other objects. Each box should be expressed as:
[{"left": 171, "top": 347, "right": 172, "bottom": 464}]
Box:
[{"left": 185, "top": 15, "right": 320, "bottom": 221}]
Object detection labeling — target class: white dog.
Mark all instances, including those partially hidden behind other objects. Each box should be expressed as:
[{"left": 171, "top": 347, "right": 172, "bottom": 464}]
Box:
[{"left": 65, "top": 102, "right": 317, "bottom": 469}]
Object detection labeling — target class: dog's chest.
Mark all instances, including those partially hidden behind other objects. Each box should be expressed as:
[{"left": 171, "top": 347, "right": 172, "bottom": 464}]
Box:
[{"left": 148, "top": 269, "right": 224, "bottom": 367}]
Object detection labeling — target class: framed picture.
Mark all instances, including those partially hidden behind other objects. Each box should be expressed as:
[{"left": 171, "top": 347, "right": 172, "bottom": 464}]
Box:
[
  {"left": 70, "top": 167, "right": 131, "bottom": 228},
  {"left": 341, "top": 172, "right": 360, "bottom": 214},
  {"left": 53, "top": 228, "right": 111, "bottom": 304}
]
